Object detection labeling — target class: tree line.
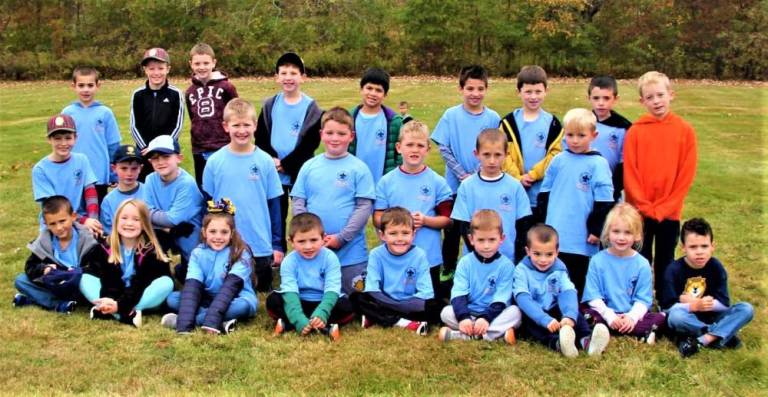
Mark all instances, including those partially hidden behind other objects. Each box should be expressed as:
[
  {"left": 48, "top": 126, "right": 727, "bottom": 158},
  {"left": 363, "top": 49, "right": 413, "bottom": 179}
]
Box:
[{"left": 1, "top": 0, "right": 765, "bottom": 80}]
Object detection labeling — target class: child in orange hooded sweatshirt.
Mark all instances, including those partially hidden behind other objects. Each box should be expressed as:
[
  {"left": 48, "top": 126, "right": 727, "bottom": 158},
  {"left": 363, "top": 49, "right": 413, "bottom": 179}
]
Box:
[{"left": 624, "top": 71, "right": 697, "bottom": 291}]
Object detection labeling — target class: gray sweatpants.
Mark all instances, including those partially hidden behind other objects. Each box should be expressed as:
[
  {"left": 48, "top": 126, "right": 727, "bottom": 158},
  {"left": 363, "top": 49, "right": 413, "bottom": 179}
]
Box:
[{"left": 441, "top": 305, "right": 522, "bottom": 341}]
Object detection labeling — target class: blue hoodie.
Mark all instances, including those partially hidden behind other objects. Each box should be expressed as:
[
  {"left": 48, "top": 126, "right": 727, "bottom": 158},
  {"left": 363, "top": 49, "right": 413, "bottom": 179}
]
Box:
[{"left": 513, "top": 256, "right": 579, "bottom": 328}]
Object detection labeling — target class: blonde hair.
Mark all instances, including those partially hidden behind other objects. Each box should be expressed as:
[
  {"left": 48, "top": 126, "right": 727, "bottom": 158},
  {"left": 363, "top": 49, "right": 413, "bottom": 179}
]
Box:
[
  {"left": 475, "top": 128, "right": 508, "bottom": 151},
  {"left": 109, "top": 199, "right": 169, "bottom": 264},
  {"left": 190, "top": 43, "right": 215, "bottom": 58},
  {"left": 223, "top": 98, "right": 257, "bottom": 123},
  {"left": 470, "top": 209, "right": 503, "bottom": 235},
  {"left": 398, "top": 120, "right": 430, "bottom": 143},
  {"left": 562, "top": 108, "right": 597, "bottom": 133},
  {"left": 637, "top": 71, "right": 671, "bottom": 96},
  {"left": 601, "top": 203, "right": 644, "bottom": 249}
]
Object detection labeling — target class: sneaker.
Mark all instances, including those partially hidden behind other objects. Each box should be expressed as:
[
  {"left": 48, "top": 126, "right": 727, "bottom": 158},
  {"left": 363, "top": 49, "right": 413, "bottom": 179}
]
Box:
[
  {"left": 724, "top": 336, "right": 742, "bottom": 349},
  {"left": 405, "top": 321, "right": 429, "bottom": 336},
  {"left": 131, "top": 310, "right": 143, "bottom": 328},
  {"left": 160, "top": 313, "right": 178, "bottom": 329},
  {"left": 644, "top": 331, "right": 657, "bottom": 345},
  {"left": 587, "top": 323, "right": 610, "bottom": 356},
  {"left": 678, "top": 336, "right": 702, "bottom": 358},
  {"left": 503, "top": 328, "right": 517, "bottom": 345},
  {"left": 89, "top": 306, "right": 112, "bottom": 320},
  {"left": 274, "top": 319, "right": 285, "bottom": 336},
  {"left": 55, "top": 300, "right": 76, "bottom": 314},
  {"left": 558, "top": 325, "right": 578, "bottom": 358},
  {"left": 438, "top": 327, "right": 471, "bottom": 342},
  {"left": 222, "top": 319, "right": 236, "bottom": 334},
  {"left": 327, "top": 323, "right": 341, "bottom": 342},
  {"left": 360, "top": 315, "right": 372, "bottom": 329},
  {"left": 12, "top": 293, "right": 30, "bottom": 308}
]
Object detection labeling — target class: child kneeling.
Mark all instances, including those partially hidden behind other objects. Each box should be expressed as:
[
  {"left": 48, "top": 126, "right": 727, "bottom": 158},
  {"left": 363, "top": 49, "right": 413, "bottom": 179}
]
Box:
[
  {"left": 267, "top": 213, "right": 355, "bottom": 341},
  {"left": 350, "top": 207, "right": 442, "bottom": 335},
  {"left": 439, "top": 209, "right": 521, "bottom": 343},
  {"left": 162, "top": 199, "right": 257, "bottom": 334},
  {"left": 514, "top": 224, "right": 610, "bottom": 357}
]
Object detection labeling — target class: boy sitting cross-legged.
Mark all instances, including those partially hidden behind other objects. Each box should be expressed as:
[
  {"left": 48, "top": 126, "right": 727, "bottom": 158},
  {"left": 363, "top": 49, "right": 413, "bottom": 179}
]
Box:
[
  {"left": 350, "top": 207, "right": 442, "bottom": 335},
  {"left": 513, "top": 224, "right": 610, "bottom": 358},
  {"left": 267, "top": 213, "right": 355, "bottom": 341},
  {"left": 438, "top": 209, "right": 521, "bottom": 343}
]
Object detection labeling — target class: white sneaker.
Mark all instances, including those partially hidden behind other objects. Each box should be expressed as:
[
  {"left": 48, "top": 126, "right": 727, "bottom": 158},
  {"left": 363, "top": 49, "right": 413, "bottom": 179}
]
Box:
[
  {"left": 160, "top": 313, "right": 177, "bottom": 329},
  {"left": 559, "top": 325, "right": 578, "bottom": 358},
  {"left": 131, "top": 310, "right": 143, "bottom": 328},
  {"left": 222, "top": 319, "right": 236, "bottom": 334},
  {"left": 588, "top": 323, "right": 610, "bottom": 356}
]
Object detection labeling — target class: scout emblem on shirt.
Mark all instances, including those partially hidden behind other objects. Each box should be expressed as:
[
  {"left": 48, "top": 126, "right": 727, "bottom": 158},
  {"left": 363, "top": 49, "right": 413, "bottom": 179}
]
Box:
[
  {"left": 335, "top": 170, "right": 350, "bottom": 188},
  {"left": 577, "top": 171, "right": 592, "bottom": 192},
  {"left": 318, "top": 268, "right": 325, "bottom": 280},
  {"left": 417, "top": 185, "right": 432, "bottom": 202},
  {"left": 375, "top": 128, "right": 386, "bottom": 145},
  {"left": 684, "top": 276, "right": 707, "bottom": 299},
  {"left": 608, "top": 132, "right": 619, "bottom": 151},
  {"left": 499, "top": 193, "right": 513, "bottom": 212},
  {"left": 249, "top": 164, "right": 261, "bottom": 181},
  {"left": 95, "top": 119, "right": 105, "bottom": 134},
  {"left": 627, "top": 276, "right": 639, "bottom": 297},
  {"left": 74, "top": 169, "right": 83, "bottom": 185},
  {"left": 535, "top": 131, "right": 546, "bottom": 148},
  {"left": 483, "top": 276, "right": 497, "bottom": 296},
  {"left": 290, "top": 121, "right": 301, "bottom": 137},
  {"left": 546, "top": 276, "right": 560, "bottom": 294}
]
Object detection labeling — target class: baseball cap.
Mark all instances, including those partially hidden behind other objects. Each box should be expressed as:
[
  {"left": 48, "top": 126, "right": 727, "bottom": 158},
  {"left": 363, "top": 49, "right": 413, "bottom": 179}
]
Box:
[
  {"left": 145, "top": 135, "right": 181, "bottom": 156},
  {"left": 112, "top": 144, "right": 142, "bottom": 163},
  {"left": 275, "top": 52, "right": 305, "bottom": 74},
  {"left": 142, "top": 47, "right": 170, "bottom": 66},
  {"left": 46, "top": 114, "right": 77, "bottom": 136}
]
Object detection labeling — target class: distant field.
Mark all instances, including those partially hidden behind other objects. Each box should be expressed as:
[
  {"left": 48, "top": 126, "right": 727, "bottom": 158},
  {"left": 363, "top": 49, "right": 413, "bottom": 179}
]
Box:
[{"left": 0, "top": 78, "right": 765, "bottom": 396}]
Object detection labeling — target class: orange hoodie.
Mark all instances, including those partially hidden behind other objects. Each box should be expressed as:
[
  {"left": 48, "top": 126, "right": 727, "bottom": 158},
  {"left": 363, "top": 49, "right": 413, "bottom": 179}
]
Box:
[{"left": 623, "top": 112, "right": 697, "bottom": 221}]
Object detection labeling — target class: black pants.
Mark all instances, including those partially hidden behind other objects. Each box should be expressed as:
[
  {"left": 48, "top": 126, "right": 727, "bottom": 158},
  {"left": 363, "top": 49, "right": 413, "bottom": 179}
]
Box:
[
  {"left": 95, "top": 184, "right": 109, "bottom": 206},
  {"left": 192, "top": 153, "right": 207, "bottom": 191},
  {"left": 520, "top": 306, "right": 592, "bottom": 351},
  {"left": 641, "top": 218, "right": 680, "bottom": 291},
  {"left": 265, "top": 292, "right": 355, "bottom": 329},
  {"left": 558, "top": 253, "right": 590, "bottom": 299},
  {"left": 252, "top": 255, "right": 275, "bottom": 292},
  {"left": 278, "top": 185, "right": 291, "bottom": 253},
  {"left": 349, "top": 291, "right": 442, "bottom": 327}
]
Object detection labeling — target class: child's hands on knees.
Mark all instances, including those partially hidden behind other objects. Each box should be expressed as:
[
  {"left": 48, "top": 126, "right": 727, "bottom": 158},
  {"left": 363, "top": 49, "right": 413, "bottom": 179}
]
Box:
[
  {"left": 690, "top": 296, "right": 714, "bottom": 312},
  {"left": 301, "top": 324, "right": 313, "bottom": 336},
  {"left": 459, "top": 319, "right": 474, "bottom": 335},
  {"left": 473, "top": 318, "right": 489, "bottom": 336},
  {"left": 547, "top": 319, "right": 561, "bottom": 333},
  {"left": 614, "top": 314, "right": 635, "bottom": 333},
  {"left": 308, "top": 317, "right": 325, "bottom": 330}
]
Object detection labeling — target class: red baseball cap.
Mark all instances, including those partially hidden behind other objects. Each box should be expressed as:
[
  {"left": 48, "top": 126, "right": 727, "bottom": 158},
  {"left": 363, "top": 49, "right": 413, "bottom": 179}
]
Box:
[
  {"left": 142, "top": 47, "right": 170, "bottom": 66},
  {"left": 46, "top": 114, "right": 76, "bottom": 136}
]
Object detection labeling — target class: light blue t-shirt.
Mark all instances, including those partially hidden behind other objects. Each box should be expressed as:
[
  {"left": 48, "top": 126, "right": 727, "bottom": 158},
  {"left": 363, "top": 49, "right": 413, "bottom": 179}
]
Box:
[
  {"left": 540, "top": 150, "right": 613, "bottom": 256},
  {"left": 279, "top": 247, "right": 341, "bottom": 301},
  {"left": 120, "top": 245, "right": 136, "bottom": 288},
  {"left": 512, "top": 108, "right": 555, "bottom": 207},
  {"left": 451, "top": 173, "right": 531, "bottom": 260},
  {"left": 375, "top": 166, "right": 453, "bottom": 267},
  {"left": 32, "top": 153, "right": 97, "bottom": 219},
  {"left": 271, "top": 93, "right": 312, "bottom": 185},
  {"left": 354, "top": 110, "right": 388, "bottom": 184},
  {"left": 62, "top": 101, "right": 121, "bottom": 185},
  {"left": 53, "top": 228, "right": 80, "bottom": 269},
  {"left": 581, "top": 250, "right": 653, "bottom": 313},
  {"left": 593, "top": 121, "right": 627, "bottom": 172},
  {"left": 202, "top": 146, "right": 283, "bottom": 256},
  {"left": 143, "top": 169, "right": 203, "bottom": 259},
  {"left": 186, "top": 245, "right": 258, "bottom": 311},
  {"left": 291, "top": 154, "right": 375, "bottom": 266},
  {"left": 431, "top": 104, "right": 501, "bottom": 192},
  {"left": 512, "top": 256, "right": 575, "bottom": 312},
  {"left": 451, "top": 252, "right": 515, "bottom": 313},
  {"left": 100, "top": 184, "right": 145, "bottom": 236},
  {"left": 364, "top": 245, "right": 434, "bottom": 301}
]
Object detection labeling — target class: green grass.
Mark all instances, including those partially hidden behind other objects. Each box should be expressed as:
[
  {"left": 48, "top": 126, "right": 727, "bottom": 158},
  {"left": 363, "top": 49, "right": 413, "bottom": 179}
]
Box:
[{"left": 0, "top": 78, "right": 765, "bottom": 396}]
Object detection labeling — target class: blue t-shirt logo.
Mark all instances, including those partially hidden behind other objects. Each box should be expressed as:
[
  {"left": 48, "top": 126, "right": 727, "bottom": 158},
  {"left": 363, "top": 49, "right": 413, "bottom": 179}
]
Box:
[
  {"left": 483, "top": 276, "right": 497, "bottom": 296},
  {"left": 535, "top": 131, "right": 546, "bottom": 148},
  {"left": 375, "top": 128, "right": 386, "bottom": 144},
  {"left": 547, "top": 276, "right": 560, "bottom": 294},
  {"left": 627, "top": 276, "right": 639, "bottom": 297},
  {"left": 335, "top": 170, "right": 350, "bottom": 188},
  {"left": 417, "top": 185, "right": 432, "bottom": 201},
  {"left": 74, "top": 169, "right": 83, "bottom": 184},
  {"left": 95, "top": 119, "right": 105, "bottom": 134},
  {"left": 608, "top": 133, "right": 619, "bottom": 150},
  {"left": 249, "top": 164, "right": 261, "bottom": 180},
  {"left": 291, "top": 121, "right": 301, "bottom": 136},
  {"left": 577, "top": 171, "right": 592, "bottom": 192},
  {"left": 499, "top": 193, "right": 513, "bottom": 212}
]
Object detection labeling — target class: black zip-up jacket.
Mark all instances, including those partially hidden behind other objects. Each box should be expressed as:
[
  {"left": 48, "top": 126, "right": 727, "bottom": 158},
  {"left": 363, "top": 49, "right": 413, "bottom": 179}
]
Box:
[{"left": 129, "top": 80, "right": 185, "bottom": 149}]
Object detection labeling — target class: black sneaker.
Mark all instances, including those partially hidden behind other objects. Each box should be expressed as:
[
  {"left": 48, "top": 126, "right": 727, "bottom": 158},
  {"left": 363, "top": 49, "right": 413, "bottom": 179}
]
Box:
[
  {"left": 55, "top": 300, "right": 76, "bottom": 314},
  {"left": 678, "top": 336, "right": 702, "bottom": 358},
  {"left": 724, "top": 335, "right": 742, "bottom": 349},
  {"left": 12, "top": 293, "right": 30, "bottom": 308}
]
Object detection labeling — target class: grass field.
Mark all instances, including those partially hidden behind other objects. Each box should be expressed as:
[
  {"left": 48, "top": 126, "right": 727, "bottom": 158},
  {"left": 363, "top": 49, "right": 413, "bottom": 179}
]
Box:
[{"left": 0, "top": 77, "right": 765, "bottom": 396}]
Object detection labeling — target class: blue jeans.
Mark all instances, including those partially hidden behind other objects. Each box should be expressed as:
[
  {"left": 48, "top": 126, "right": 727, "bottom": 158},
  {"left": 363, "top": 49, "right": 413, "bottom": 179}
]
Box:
[
  {"left": 79, "top": 274, "right": 174, "bottom": 311},
  {"left": 15, "top": 273, "right": 81, "bottom": 310},
  {"left": 667, "top": 302, "right": 753, "bottom": 347},
  {"left": 165, "top": 291, "right": 256, "bottom": 325}
]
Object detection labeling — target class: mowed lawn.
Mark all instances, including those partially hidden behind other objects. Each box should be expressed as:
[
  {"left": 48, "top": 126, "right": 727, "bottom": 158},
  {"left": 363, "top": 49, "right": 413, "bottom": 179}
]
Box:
[{"left": 0, "top": 77, "right": 765, "bottom": 396}]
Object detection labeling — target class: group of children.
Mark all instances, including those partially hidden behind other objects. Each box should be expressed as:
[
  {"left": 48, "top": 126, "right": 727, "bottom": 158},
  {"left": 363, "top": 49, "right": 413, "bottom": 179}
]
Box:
[{"left": 13, "top": 44, "right": 753, "bottom": 358}]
